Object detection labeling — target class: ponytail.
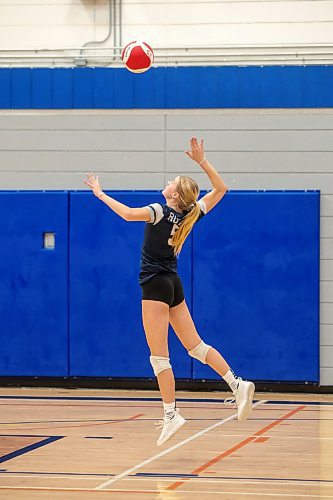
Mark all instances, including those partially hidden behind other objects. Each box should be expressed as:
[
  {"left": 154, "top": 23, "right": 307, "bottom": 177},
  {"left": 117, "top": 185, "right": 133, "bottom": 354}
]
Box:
[{"left": 171, "top": 202, "right": 201, "bottom": 256}]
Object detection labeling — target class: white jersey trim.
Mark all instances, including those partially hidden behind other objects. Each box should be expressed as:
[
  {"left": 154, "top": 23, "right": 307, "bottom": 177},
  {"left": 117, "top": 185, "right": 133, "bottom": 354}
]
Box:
[
  {"left": 145, "top": 203, "right": 164, "bottom": 225},
  {"left": 198, "top": 199, "right": 207, "bottom": 214}
]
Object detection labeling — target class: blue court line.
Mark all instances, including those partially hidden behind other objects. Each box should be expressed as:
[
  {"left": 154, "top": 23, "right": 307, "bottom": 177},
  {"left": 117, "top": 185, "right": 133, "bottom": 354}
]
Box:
[
  {"left": 0, "top": 435, "right": 64, "bottom": 464},
  {"left": 133, "top": 473, "right": 333, "bottom": 483},
  {"left": 85, "top": 436, "right": 113, "bottom": 439},
  {"left": 1, "top": 469, "right": 332, "bottom": 484},
  {"left": 0, "top": 395, "right": 332, "bottom": 405}
]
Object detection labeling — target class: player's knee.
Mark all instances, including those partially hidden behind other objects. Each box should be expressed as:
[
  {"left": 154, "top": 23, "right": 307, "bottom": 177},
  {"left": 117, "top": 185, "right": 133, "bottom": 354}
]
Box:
[
  {"left": 188, "top": 340, "right": 211, "bottom": 364},
  {"left": 150, "top": 355, "right": 172, "bottom": 376}
]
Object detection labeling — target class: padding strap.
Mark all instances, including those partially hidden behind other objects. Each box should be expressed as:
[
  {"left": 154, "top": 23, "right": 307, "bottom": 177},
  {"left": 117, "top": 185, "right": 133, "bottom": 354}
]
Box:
[
  {"left": 150, "top": 355, "right": 172, "bottom": 376},
  {"left": 188, "top": 340, "right": 211, "bottom": 364}
]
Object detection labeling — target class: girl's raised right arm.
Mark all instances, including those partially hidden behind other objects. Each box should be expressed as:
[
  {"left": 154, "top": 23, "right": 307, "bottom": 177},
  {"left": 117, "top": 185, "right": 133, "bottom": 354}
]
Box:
[{"left": 185, "top": 137, "right": 228, "bottom": 213}]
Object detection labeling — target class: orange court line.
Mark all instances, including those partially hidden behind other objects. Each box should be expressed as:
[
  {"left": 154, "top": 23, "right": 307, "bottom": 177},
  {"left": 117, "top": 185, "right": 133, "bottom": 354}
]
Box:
[
  {"left": 166, "top": 404, "right": 306, "bottom": 491},
  {"left": 254, "top": 406, "right": 306, "bottom": 436},
  {"left": 3, "top": 414, "right": 145, "bottom": 431}
]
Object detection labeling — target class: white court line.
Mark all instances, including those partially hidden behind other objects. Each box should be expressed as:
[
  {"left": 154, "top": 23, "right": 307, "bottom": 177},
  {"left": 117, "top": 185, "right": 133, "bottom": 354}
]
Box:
[
  {"left": 0, "top": 486, "right": 332, "bottom": 498},
  {"left": 125, "top": 477, "right": 333, "bottom": 487},
  {"left": 95, "top": 399, "right": 267, "bottom": 490}
]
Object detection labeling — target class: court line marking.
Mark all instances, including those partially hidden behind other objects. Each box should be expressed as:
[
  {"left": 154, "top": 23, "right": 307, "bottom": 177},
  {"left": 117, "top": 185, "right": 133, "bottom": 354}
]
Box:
[
  {"left": 133, "top": 473, "right": 333, "bottom": 483},
  {"left": 167, "top": 404, "right": 305, "bottom": 491},
  {"left": 0, "top": 471, "right": 333, "bottom": 487},
  {"left": 0, "top": 470, "right": 114, "bottom": 477},
  {"left": 0, "top": 418, "right": 143, "bottom": 425},
  {"left": 1, "top": 395, "right": 332, "bottom": 405},
  {"left": 2, "top": 416, "right": 332, "bottom": 427},
  {"left": 0, "top": 487, "right": 332, "bottom": 497},
  {"left": 1, "top": 474, "right": 332, "bottom": 487},
  {"left": 126, "top": 477, "right": 333, "bottom": 487},
  {"left": 0, "top": 475, "right": 104, "bottom": 481},
  {"left": 3, "top": 413, "right": 144, "bottom": 431},
  {"left": 0, "top": 402, "right": 331, "bottom": 411},
  {"left": 0, "top": 435, "right": 64, "bottom": 464},
  {"left": 94, "top": 399, "right": 266, "bottom": 490}
]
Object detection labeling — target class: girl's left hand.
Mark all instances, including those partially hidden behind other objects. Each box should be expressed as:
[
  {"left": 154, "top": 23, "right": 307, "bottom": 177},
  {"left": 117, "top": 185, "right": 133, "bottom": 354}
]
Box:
[{"left": 84, "top": 172, "right": 102, "bottom": 195}]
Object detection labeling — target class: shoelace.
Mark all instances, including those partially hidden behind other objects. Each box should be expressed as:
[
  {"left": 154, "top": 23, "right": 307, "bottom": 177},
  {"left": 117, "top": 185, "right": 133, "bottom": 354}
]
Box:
[
  {"left": 155, "top": 412, "right": 176, "bottom": 429},
  {"left": 224, "top": 377, "right": 242, "bottom": 407},
  {"left": 224, "top": 397, "right": 236, "bottom": 407}
]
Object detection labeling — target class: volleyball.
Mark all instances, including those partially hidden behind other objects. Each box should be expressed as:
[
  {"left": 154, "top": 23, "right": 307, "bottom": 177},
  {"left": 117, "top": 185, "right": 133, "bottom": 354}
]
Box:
[{"left": 121, "top": 41, "right": 154, "bottom": 73}]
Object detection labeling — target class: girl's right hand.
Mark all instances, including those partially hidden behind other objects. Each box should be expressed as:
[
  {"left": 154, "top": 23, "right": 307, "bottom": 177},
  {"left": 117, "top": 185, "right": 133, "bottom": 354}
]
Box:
[{"left": 185, "top": 137, "right": 205, "bottom": 165}]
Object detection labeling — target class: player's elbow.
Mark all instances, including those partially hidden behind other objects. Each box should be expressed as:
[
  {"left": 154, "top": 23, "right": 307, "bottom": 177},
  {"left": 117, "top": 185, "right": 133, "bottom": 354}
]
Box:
[
  {"left": 215, "top": 185, "right": 228, "bottom": 196},
  {"left": 123, "top": 209, "right": 136, "bottom": 221},
  {"left": 122, "top": 210, "right": 132, "bottom": 221}
]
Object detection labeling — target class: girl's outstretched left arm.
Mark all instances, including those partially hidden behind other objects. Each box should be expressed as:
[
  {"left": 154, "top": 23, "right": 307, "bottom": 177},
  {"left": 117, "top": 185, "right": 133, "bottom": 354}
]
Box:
[{"left": 84, "top": 172, "right": 150, "bottom": 222}]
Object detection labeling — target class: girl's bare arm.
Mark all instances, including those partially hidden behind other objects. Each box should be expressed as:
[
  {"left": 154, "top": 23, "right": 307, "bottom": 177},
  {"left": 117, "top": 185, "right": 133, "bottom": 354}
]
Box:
[
  {"left": 185, "top": 137, "right": 228, "bottom": 213},
  {"left": 84, "top": 172, "right": 150, "bottom": 222}
]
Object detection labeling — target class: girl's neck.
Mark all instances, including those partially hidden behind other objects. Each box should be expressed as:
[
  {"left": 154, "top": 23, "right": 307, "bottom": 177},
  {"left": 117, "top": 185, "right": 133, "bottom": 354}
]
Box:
[
  {"left": 166, "top": 197, "right": 181, "bottom": 212},
  {"left": 168, "top": 204, "right": 183, "bottom": 214}
]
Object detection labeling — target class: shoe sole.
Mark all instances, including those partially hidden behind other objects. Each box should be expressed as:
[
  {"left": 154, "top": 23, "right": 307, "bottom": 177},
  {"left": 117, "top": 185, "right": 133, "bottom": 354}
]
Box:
[
  {"left": 238, "top": 382, "right": 255, "bottom": 421},
  {"left": 157, "top": 417, "right": 186, "bottom": 446}
]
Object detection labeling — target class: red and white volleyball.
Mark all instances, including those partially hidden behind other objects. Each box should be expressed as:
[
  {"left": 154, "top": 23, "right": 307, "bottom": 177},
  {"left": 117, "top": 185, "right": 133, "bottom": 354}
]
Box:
[{"left": 121, "top": 41, "right": 154, "bottom": 73}]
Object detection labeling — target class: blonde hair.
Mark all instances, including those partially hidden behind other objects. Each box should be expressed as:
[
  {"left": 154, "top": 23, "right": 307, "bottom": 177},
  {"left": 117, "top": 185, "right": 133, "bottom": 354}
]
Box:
[{"left": 171, "top": 176, "right": 201, "bottom": 255}]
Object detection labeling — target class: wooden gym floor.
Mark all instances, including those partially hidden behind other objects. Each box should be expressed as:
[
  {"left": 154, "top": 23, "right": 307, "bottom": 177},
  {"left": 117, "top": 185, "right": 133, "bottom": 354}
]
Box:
[{"left": 0, "top": 388, "right": 332, "bottom": 499}]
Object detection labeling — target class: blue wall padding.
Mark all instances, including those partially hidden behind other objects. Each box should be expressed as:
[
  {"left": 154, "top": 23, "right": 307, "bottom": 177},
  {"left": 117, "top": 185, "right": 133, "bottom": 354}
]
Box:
[
  {"left": 0, "top": 66, "right": 333, "bottom": 108},
  {"left": 0, "top": 190, "right": 319, "bottom": 381},
  {"left": 32, "top": 68, "right": 53, "bottom": 108},
  {"left": 0, "top": 192, "right": 69, "bottom": 376},
  {"left": 0, "top": 69, "right": 10, "bottom": 108},
  {"left": 69, "top": 192, "right": 192, "bottom": 378},
  {"left": 53, "top": 69, "right": 73, "bottom": 108},
  {"left": 192, "top": 192, "right": 320, "bottom": 382},
  {"left": 11, "top": 68, "right": 32, "bottom": 109}
]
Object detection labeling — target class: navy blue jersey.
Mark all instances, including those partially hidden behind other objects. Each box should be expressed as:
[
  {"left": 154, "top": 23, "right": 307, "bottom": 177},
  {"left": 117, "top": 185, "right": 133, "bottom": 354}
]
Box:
[{"left": 139, "top": 200, "right": 207, "bottom": 285}]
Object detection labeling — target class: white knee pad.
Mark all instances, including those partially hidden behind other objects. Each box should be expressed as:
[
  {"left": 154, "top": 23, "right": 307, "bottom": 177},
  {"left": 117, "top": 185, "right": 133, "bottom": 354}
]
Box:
[
  {"left": 188, "top": 340, "right": 211, "bottom": 364},
  {"left": 150, "top": 356, "right": 172, "bottom": 376}
]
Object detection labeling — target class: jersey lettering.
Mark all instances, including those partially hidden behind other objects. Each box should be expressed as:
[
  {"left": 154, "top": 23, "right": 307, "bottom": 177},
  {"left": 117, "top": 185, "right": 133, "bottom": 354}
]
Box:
[
  {"left": 167, "top": 213, "right": 181, "bottom": 224},
  {"left": 140, "top": 202, "right": 206, "bottom": 285},
  {"left": 168, "top": 223, "right": 180, "bottom": 246}
]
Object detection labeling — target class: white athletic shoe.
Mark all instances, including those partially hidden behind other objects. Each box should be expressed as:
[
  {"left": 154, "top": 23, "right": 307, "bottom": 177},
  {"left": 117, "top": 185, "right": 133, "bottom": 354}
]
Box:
[
  {"left": 225, "top": 378, "right": 255, "bottom": 421},
  {"left": 156, "top": 409, "right": 186, "bottom": 446},
  {"left": 235, "top": 379, "right": 255, "bottom": 420}
]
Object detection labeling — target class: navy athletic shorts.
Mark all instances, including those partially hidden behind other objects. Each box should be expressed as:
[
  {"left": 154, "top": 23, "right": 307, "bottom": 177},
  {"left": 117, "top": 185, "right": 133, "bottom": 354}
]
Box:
[{"left": 140, "top": 272, "right": 185, "bottom": 308}]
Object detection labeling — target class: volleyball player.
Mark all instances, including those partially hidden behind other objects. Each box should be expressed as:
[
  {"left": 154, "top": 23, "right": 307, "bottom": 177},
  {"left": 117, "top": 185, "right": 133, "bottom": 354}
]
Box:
[{"left": 84, "top": 137, "right": 255, "bottom": 446}]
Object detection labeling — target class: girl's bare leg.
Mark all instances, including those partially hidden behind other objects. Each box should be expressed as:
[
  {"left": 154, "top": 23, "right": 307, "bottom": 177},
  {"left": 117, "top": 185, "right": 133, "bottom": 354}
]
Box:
[
  {"left": 169, "top": 299, "right": 255, "bottom": 422},
  {"left": 169, "top": 299, "right": 230, "bottom": 377},
  {"left": 142, "top": 300, "right": 175, "bottom": 403}
]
